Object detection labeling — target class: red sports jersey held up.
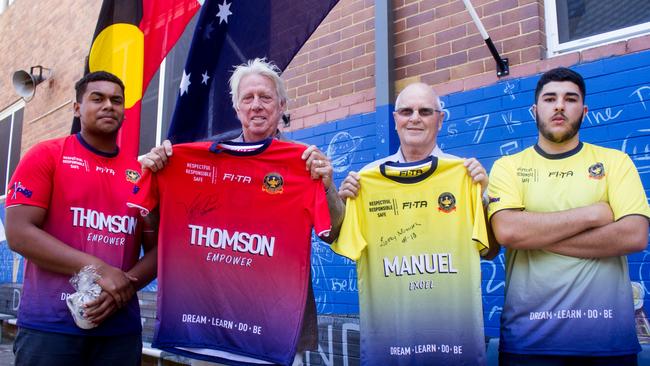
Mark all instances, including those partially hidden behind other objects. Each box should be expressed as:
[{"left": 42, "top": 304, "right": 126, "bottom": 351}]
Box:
[{"left": 129, "top": 139, "right": 330, "bottom": 365}]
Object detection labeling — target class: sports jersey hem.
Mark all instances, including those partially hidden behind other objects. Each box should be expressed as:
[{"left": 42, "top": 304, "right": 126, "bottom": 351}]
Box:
[
  {"left": 5, "top": 202, "right": 49, "bottom": 210},
  {"left": 17, "top": 320, "right": 142, "bottom": 337},
  {"left": 154, "top": 342, "right": 287, "bottom": 366},
  {"left": 617, "top": 213, "right": 650, "bottom": 223},
  {"left": 487, "top": 206, "right": 524, "bottom": 220},
  {"left": 498, "top": 346, "right": 641, "bottom": 357}
]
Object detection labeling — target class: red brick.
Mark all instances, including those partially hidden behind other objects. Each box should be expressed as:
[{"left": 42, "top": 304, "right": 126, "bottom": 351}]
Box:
[
  {"left": 420, "top": 16, "right": 451, "bottom": 36},
  {"left": 365, "top": 42, "right": 376, "bottom": 53},
  {"left": 395, "top": 68, "right": 408, "bottom": 80},
  {"left": 433, "top": 79, "right": 464, "bottom": 96},
  {"left": 580, "top": 41, "right": 627, "bottom": 62},
  {"left": 307, "top": 68, "right": 329, "bottom": 83},
  {"left": 509, "top": 62, "right": 541, "bottom": 79},
  {"left": 319, "top": 75, "right": 342, "bottom": 90},
  {"left": 341, "top": 22, "right": 366, "bottom": 40},
  {"left": 354, "top": 77, "right": 375, "bottom": 91},
  {"left": 304, "top": 112, "right": 327, "bottom": 127},
  {"left": 353, "top": 53, "right": 375, "bottom": 69},
  {"left": 354, "top": 30, "right": 374, "bottom": 46},
  {"left": 482, "top": 13, "right": 502, "bottom": 30},
  {"left": 422, "top": 42, "right": 452, "bottom": 60},
  {"left": 319, "top": 53, "right": 342, "bottom": 68},
  {"left": 521, "top": 46, "right": 543, "bottom": 63},
  {"left": 340, "top": 92, "right": 366, "bottom": 107},
  {"left": 500, "top": 50, "right": 521, "bottom": 67},
  {"left": 349, "top": 100, "right": 375, "bottom": 115},
  {"left": 340, "top": 0, "right": 367, "bottom": 16},
  {"left": 287, "top": 75, "right": 307, "bottom": 89},
  {"left": 503, "top": 32, "right": 543, "bottom": 52},
  {"left": 326, "top": 106, "right": 351, "bottom": 121},
  {"left": 436, "top": 24, "right": 467, "bottom": 44},
  {"left": 298, "top": 82, "right": 318, "bottom": 96},
  {"left": 468, "top": 44, "right": 491, "bottom": 61},
  {"left": 450, "top": 10, "right": 472, "bottom": 27},
  {"left": 489, "top": 23, "right": 521, "bottom": 41},
  {"left": 395, "top": 27, "right": 420, "bottom": 45},
  {"left": 353, "top": 7, "right": 374, "bottom": 23},
  {"left": 406, "top": 59, "right": 437, "bottom": 76},
  {"left": 317, "top": 32, "right": 342, "bottom": 48},
  {"left": 482, "top": 0, "right": 518, "bottom": 17},
  {"left": 342, "top": 68, "right": 367, "bottom": 82},
  {"left": 463, "top": 72, "right": 498, "bottom": 91},
  {"left": 290, "top": 104, "right": 318, "bottom": 119},
  {"left": 364, "top": 18, "right": 375, "bottom": 31},
  {"left": 451, "top": 60, "right": 486, "bottom": 79},
  {"left": 421, "top": 69, "right": 451, "bottom": 85},
  {"left": 540, "top": 52, "right": 580, "bottom": 71},
  {"left": 331, "top": 15, "right": 354, "bottom": 33},
  {"left": 287, "top": 118, "right": 305, "bottom": 130},
  {"left": 628, "top": 34, "right": 650, "bottom": 53},
  {"left": 396, "top": 51, "right": 422, "bottom": 68},
  {"left": 330, "top": 60, "right": 354, "bottom": 75},
  {"left": 502, "top": 3, "right": 540, "bottom": 25},
  {"left": 406, "top": 34, "right": 436, "bottom": 54},
  {"left": 406, "top": 9, "right": 435, "bottom": 29},
  {"left": 436, "top": 51, "right": 468, "bottom": 69},
  {"left": 452, "top": 34, "right": 484, "bottom": 54},
  {"left": 420, "top": 0, "right": 451, "bottom": 12},
  {"left": 330, "top": 83, "right": 355, "bottom": 98},
  {"left": 318, "top": 98, "right": 342, "bottom": 112},
  {"left": 394, "top": 2, "right": 419, "bottom": 20},
  {"left": 521, "top": 17, "right": 541, "bottom": 34},
  {"left": 435, "top": 0, "right": 465, "bottom": 18}
]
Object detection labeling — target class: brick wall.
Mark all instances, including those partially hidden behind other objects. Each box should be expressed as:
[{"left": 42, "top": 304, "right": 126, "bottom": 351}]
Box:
[
  {"left": 0, "top": 0, "right": 100, "bottom": 154},
  {"left": 283, "top": 0, "right": 377, "bottom": 131}
]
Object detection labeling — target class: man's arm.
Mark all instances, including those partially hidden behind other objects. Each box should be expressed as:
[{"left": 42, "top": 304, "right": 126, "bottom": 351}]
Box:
[
  {"left": 545, "top": 215, "right": 648, "bottom": 258},
  {"left": 5, "top": 205, "right": 136, "bottom": 308},
  {"left": 85, "top": 211, "right": 159, "bottom": 324},
  {"left": 490, "top": 202, "right": 614, "bottom": 250}
]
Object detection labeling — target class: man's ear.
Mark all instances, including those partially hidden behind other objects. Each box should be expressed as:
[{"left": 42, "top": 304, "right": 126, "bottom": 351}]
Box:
[
  {"left": 531, "top": 104, "right": 537, "bottom": 121},
  {"left": 438, "top": 111, "right": 445, "bottom": 132},
  {"left": 73, "top": 102, "right": 81, "bottom": 118}
]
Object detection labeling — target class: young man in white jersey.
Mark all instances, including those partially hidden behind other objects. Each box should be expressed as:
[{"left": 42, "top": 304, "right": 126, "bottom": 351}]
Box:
[{"left": 488, "top": 67, "right": 650, "bottom": 365}]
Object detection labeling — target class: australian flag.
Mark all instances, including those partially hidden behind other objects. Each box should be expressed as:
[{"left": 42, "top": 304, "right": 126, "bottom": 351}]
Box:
[{"left": 167, "top": 0, "right": 340, "bottom": 143}]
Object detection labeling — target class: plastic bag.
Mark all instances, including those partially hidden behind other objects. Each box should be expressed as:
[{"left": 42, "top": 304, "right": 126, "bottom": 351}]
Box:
[{"left": 66, "top": 265, "right": 101, "bottom": 329}]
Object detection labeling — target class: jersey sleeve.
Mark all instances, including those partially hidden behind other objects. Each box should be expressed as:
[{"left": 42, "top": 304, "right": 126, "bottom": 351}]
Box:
[
  {"left": 5, "top": 141, "right": 57, "bottom": 209},
  {"left": 472, "top": 181, "right": 489, "bottom": 254},
  {"left": 312, "top": 180, "right": 332, "bottom": 239},
  {"left": 607, "top": 153, "right": 650, "bottom": 221},
  {"left": 331, "top": 194, "right": 367, "bottom": 261},
  {"left": 127, "top": 169, "right": 159, "bottom": 216},
  {"left": 487, "top": 157, "right": 524, "bottom": 220}
]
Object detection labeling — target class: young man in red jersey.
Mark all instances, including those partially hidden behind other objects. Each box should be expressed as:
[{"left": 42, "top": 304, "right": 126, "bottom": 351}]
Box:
[{"left": 5, "top": 71, "right": 157, "bottom": 366}]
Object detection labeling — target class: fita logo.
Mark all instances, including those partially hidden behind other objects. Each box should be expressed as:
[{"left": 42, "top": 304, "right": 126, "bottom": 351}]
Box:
[
  {"left": 437, "top": 192, "right": 456, "bottom": 213},
  {"left": 262, "top": 172, "right": 284, "bottom": 194},
  {"left": 10, "top": 181, "right": 33, "bottom": 199},
  {"left": 125, "top": 169, "right": 141, "bottom": 183},
  {"left": 588, "top": 162, "right": 605, "bottom": 180}
]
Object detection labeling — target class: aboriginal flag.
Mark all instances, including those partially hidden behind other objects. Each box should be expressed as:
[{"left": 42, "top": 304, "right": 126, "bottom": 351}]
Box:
[
  {"left": 72, "top": 0, "right": 201, "bottom": 158},
  {"left": 166, "top": 0, "right": 340, "bottom": 143}
]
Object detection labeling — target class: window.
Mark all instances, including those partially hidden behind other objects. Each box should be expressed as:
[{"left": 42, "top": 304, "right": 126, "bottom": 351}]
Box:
[
  {"left": 545, "top": 0, "right": 650, "bottom": 56},
  {"left": 0, "top": 101, "right": 24, "bottom": 197}
]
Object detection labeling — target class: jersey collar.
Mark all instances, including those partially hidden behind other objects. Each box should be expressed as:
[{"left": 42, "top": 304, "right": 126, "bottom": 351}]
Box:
[
  {"left": 209, "top": 138, "right": 273, "bottom": 156},
  {"left": 380, "top": 156, "right": 438, "bottom": 183},
  {"left": 534, "top": 142, "right": 584, "bottom": 160},
  {"left": 75, "top": 133, "right": 119, "bottom": 158}
]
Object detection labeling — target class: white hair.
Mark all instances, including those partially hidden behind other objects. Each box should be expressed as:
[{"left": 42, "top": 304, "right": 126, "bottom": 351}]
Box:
[{"left": 229, "top": 58, "right": 288, "bottom": 110}]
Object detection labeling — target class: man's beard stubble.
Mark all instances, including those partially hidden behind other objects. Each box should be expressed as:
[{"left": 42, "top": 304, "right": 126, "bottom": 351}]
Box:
[{"left": 535, "top": 111, "right": 583, "bottom": 144}]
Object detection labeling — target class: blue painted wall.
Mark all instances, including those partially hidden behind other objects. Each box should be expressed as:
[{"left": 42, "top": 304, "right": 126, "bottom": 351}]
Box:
[{"left": 286, "top": 49, "right": 650, "bottom": 339}]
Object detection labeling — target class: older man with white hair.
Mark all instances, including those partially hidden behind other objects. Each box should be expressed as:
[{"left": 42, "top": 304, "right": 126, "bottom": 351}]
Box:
[{"left": 141, "top": 58, "right": 344, "bottom": 366}]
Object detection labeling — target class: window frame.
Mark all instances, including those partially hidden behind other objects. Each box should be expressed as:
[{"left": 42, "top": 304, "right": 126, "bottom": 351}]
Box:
[
  {"left": 0, "top": 100, "right": 25, "bottom": 199},
  {"left": 545, "top": 0, "right": 650, "bottom": 56}
]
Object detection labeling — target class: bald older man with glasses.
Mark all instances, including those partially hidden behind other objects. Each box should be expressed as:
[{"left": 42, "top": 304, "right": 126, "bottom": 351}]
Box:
[{"left": 338, "top": 82, "right": 490, "bottom": 201}]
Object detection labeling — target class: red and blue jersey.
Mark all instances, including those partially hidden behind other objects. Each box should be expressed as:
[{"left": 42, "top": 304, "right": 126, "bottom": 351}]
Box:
[
  {"left": 129, "top": 139, "right": 331, "bottom": 365},
  {"left": 6, "top": 134, "right": 143, "bottom": 336}
]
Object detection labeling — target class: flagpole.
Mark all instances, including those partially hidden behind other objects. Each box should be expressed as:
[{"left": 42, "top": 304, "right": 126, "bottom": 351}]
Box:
[{"left": 461, "top": 0, "right": 509, "bottom": 77}]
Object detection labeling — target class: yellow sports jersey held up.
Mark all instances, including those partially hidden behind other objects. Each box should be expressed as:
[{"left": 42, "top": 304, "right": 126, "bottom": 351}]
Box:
[{"left": 333, "top": 157, "right": 488, "bottom": 366}]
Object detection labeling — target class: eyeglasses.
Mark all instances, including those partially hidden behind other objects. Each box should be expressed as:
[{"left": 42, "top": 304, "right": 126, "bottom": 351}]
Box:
[{"left": 395, "top": 107, "right": 441, "bottom": 117}]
